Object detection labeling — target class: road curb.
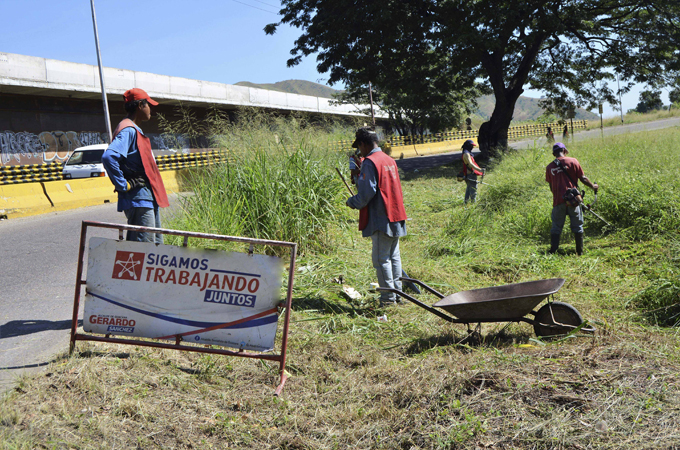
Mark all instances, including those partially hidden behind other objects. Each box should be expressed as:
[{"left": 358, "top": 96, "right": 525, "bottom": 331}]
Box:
[{"left": 1, "top": 169, "right": 188, "bottom": 219}]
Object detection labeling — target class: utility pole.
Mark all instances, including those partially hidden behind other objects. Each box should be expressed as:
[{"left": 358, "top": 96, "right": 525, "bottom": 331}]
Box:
[
  {"left": 599, "top": 103, "right": 604, "bottom": 141},
  {"left": 90, "top": 0, "right": 112, "bottom": 143},
  {"left": 599, "top": 104, "right": 603, "bottom": 130},
  {"left": 617, "top": 73, "right": 624, "bottom": 125},
  {"left": 368, "top": 81, "right": 376, "bottom": 128}
]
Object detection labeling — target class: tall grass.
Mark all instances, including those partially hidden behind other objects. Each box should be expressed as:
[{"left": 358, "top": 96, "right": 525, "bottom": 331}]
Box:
[
  {"left": 167, "top": 108, "right": 356, "bottom": 256},
  {"left": 468, "top": 128, "right": 680, "bottom": 240},
  {"left": 627, "top": 277, "right": 680, "bottom": 326},
  {"left": 435, "top": 127, "right": 680, "bottom": 322}
]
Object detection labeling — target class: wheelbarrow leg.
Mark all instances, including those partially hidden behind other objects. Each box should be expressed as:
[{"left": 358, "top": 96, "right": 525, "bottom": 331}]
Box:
[{"left": 457, "top": 323, "right": 482, "bottom": 345}]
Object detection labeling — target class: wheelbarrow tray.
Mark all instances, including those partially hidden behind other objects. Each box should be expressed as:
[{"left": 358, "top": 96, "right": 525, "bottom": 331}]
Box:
[{"left": 433, "top": 278, "right": 565, "bottom": 322}]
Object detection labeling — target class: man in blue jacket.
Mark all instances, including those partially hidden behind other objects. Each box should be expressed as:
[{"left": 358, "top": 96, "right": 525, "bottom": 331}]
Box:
[{"left": 102, "top": 88, "right": 169, "bottom": 243}]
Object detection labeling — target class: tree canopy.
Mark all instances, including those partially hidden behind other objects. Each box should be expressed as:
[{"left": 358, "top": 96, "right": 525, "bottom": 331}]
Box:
[
  {"left": 670, "top": 86, "right": 680, "bottom": 105},
  {"left": 631, "top": 90, "right": 664, "bottom": 113},
  {"left": 266, "top": 0, "right": 680, "bottom": 156}
]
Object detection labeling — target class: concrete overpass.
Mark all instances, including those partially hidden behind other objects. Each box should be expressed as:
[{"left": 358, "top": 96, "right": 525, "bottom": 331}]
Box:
[{"left": 0, "top": 52, "right": 380, "bottom": 166}]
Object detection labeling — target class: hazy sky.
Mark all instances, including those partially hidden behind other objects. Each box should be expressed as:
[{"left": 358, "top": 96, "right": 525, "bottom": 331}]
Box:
[{"left": 0, "top": 0, "right": 668, "bottom": 118}]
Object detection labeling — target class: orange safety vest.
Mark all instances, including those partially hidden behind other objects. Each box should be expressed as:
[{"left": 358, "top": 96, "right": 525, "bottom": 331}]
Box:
[
  {"left": 462, "top": 151, "right": 483, "bottom": 177},
  {"left": 112, "top": 119, "right": 169, "bottom": 208},
  {"left": 358, "top": 151, "right": 407, "bottom": 230}
]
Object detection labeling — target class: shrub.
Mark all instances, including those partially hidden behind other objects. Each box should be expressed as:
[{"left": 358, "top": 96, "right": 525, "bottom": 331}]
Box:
[{"left": 627, "top": 278, "right": 680, "bottom": 327}]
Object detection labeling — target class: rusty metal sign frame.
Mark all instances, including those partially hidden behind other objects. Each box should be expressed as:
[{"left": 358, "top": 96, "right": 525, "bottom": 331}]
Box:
[{"left": 69, "top": 220, "right": 297, "bottom": 396}]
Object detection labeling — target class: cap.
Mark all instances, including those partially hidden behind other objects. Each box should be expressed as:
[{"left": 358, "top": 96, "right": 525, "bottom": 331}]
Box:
[
  {"left": 553, "top": 142, "right": 567, "bottom": 152},
  {"left": 351, "top": 127, "right": 377, "bottom": 148},
  {"left": 462, "top": 139, "right": 477, "bottom": 150},
  {"left": 123, "top": 88, "right": 158, "bottom": 106}
]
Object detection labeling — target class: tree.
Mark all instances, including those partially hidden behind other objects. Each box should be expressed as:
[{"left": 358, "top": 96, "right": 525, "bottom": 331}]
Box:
[
  {"left": 338, "top": 69, "right": 484, "bottom": 137},
  {"left": 266, "top": 0, "right": 680, "bottom": 157},
  {"left": 634, "top": 90, "right": 664, "bottom": 113},
  {"left": 670, "top": 87, "right": 680, "bottom": 105}
]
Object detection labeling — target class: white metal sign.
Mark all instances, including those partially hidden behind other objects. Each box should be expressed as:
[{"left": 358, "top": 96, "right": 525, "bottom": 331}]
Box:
[{"left": 84, "top": 237, "right": 284, "bottom": 352}]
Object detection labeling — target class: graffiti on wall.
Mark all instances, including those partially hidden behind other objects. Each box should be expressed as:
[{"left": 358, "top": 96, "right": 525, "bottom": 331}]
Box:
[
  {"left": 0, "top": 131, "right": 193, "bottom": 166},
  {"left": 0, "top": 131, "right": 109, "bottom": 166}
]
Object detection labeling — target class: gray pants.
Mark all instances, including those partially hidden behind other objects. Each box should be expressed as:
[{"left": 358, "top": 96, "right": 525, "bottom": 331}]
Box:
[
  {"left": 124, "top": 205, "right": 163, "bottom": 244},
  {"left": 371, "top": 231, "right": 403, "bottom": 302},
  {"left": 550, "top": 202, "right": 583, "bottom": 235},
  {"left": 465, "top": 175, "right": 477, "bottom": 204}
]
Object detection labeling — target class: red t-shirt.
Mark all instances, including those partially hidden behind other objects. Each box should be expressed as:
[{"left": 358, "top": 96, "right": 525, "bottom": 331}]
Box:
[{"left": 545, "top": 156, "right": 584, "bottom": 206}]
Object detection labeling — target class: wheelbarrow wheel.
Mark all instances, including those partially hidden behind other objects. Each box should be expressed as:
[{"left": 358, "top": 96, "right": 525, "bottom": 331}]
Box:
[{"left": 533, "top": 301, "right": 583, "bottom": 337}]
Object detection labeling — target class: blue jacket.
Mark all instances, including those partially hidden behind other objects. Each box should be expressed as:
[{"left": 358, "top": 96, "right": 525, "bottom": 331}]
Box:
[{"left": 102, "top": 125, "right": 156, "bottom": 212}]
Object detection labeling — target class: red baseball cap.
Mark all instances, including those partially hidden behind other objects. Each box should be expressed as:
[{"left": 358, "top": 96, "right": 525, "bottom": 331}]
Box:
[{"left": 123, "top": 88, "right": 158, "bottom": 106}]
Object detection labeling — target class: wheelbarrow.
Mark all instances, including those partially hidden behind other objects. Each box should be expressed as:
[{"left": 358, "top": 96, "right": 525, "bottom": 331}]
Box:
[{"left": 378, "top": 277, "right": 594, "bottom": 337}]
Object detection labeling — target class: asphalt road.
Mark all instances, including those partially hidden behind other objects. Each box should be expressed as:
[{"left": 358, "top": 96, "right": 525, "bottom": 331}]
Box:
[
  {"left": 510, "top": 116, "right": 680, "bottom": 150},
  {"left": 0, "top": 198, "right": 187, "bottom": 392},
  {"left": 0, "top": 203, "right": 123, "bottom": 390},
  {"left": 1, "top": 116, "right": 677, "bottom": 393}
]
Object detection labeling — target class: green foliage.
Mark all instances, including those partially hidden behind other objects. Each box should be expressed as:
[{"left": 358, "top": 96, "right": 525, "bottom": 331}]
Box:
[
  {"left": 628, "top": 278, "right": 680, "bottom": 327},
  {"left": 536, "top": 113, "right": 558, "bottom": 124},
  {"left": 167, "top": 109, "right": 350, "bottom": 256},
  {"left": 267, "top": 0, "right": 680, "bottom": 153},
  {"left": 670, "top": 86, "right": 680, "bottom": 106},
  {"left": 633, "top": 90, "right": 665, "bottom": 114}
]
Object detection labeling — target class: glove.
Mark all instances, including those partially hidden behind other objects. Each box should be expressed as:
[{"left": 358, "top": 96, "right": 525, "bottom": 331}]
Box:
[{"left": 125, "top": 175, "right": 147, "bottom": 192}]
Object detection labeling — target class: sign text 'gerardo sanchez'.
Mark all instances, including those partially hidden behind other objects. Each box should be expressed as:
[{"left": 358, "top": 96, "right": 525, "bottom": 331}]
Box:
[{"left": 84, "top": 238, "right": 284, "bottom": 352}]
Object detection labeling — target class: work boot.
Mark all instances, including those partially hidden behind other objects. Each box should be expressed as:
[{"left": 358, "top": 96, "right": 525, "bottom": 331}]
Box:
[
  {"left": 575, "top": 233, "right": 584, "bottom": 256},
  {"left": 549, "top": 233, "right": 560, "bottom": 254}
]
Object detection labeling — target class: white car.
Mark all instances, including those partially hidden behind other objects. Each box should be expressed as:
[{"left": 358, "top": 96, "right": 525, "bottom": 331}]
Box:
[{"left": 62, "top": 144, "right": 108, "bottom": 179}]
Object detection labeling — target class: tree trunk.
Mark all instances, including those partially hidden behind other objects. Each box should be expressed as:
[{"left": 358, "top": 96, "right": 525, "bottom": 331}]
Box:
[
  {"left": 478, "top": 91, "right": 521, "bottom": 159},
  {"left": 477, "top": 33, "right": 547, "bottom": 159}
]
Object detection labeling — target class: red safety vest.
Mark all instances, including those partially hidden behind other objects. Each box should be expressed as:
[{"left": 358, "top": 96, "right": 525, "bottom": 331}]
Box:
[
  {"left": 113, "top": 119, "right": 169, "bottom": 208},
  {"left": 358, "top": 151, "right": 407, "bottom": 230},
  {"left": 462, "top": 151, "right": 483, "bottom": 176}
]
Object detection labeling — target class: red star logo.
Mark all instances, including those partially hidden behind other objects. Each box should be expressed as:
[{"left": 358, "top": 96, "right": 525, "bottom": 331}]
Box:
[{"left": 112, "top": 251, "right": 145, "bottom": 281}]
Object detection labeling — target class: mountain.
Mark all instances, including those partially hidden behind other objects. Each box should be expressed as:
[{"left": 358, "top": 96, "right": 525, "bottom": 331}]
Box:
[
  {"left": 237, "top": 80, "right": 598, "bottom": 121},
  {"left": 235, "top": 80, "right": 341, "bottom": 99},
  {"left": 475, "top": 95, "right": 598, "bottom": 121}
]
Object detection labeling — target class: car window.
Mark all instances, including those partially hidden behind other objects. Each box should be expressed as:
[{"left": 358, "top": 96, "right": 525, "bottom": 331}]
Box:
[{"left": 66, "top": 150, "right": 105, "bottom": 166}]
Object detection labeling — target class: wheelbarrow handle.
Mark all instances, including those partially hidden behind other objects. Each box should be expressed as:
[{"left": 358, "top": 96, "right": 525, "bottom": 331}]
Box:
[
  {"left": 377, "top": 287, "right": 458, "bottom": 323},
  {"left": 399, "top": 277, "right": 446, "bottom": 299}
]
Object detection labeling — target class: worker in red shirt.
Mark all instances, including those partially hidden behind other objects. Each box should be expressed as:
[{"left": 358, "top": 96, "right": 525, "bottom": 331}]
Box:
[{"left": 545, "top": 143, "right": 598, "bottom": 255}]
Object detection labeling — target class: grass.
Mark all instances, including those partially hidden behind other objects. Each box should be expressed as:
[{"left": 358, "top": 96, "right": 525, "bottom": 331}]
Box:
[
  {"left": 1, "top": 123, "right": 680, "bottom": 449},
  {"left": 585, "top": 108, "right": 680, "bottom": 130},
  {"left": 165, "top": 108, "right": 352, "bottom": 256}
]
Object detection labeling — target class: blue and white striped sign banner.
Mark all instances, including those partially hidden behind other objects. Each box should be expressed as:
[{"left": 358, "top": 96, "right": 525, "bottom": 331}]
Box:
[{"left": 84, "top": 237, "right": 284, "bottom": 352}]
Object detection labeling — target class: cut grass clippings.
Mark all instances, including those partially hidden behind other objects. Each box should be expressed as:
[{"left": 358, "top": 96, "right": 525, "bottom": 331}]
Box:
[{"left": 1, "top": 123, "right": 680, "bottom": 449}]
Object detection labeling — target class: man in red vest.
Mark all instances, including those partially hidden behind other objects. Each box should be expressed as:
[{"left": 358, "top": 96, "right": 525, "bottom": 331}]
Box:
[
  {"left": 345, "top": 128, "right": 408, "bottom": 307},
  {"left": 102, "top": 88, "right": 169, "bottom": 243}
]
